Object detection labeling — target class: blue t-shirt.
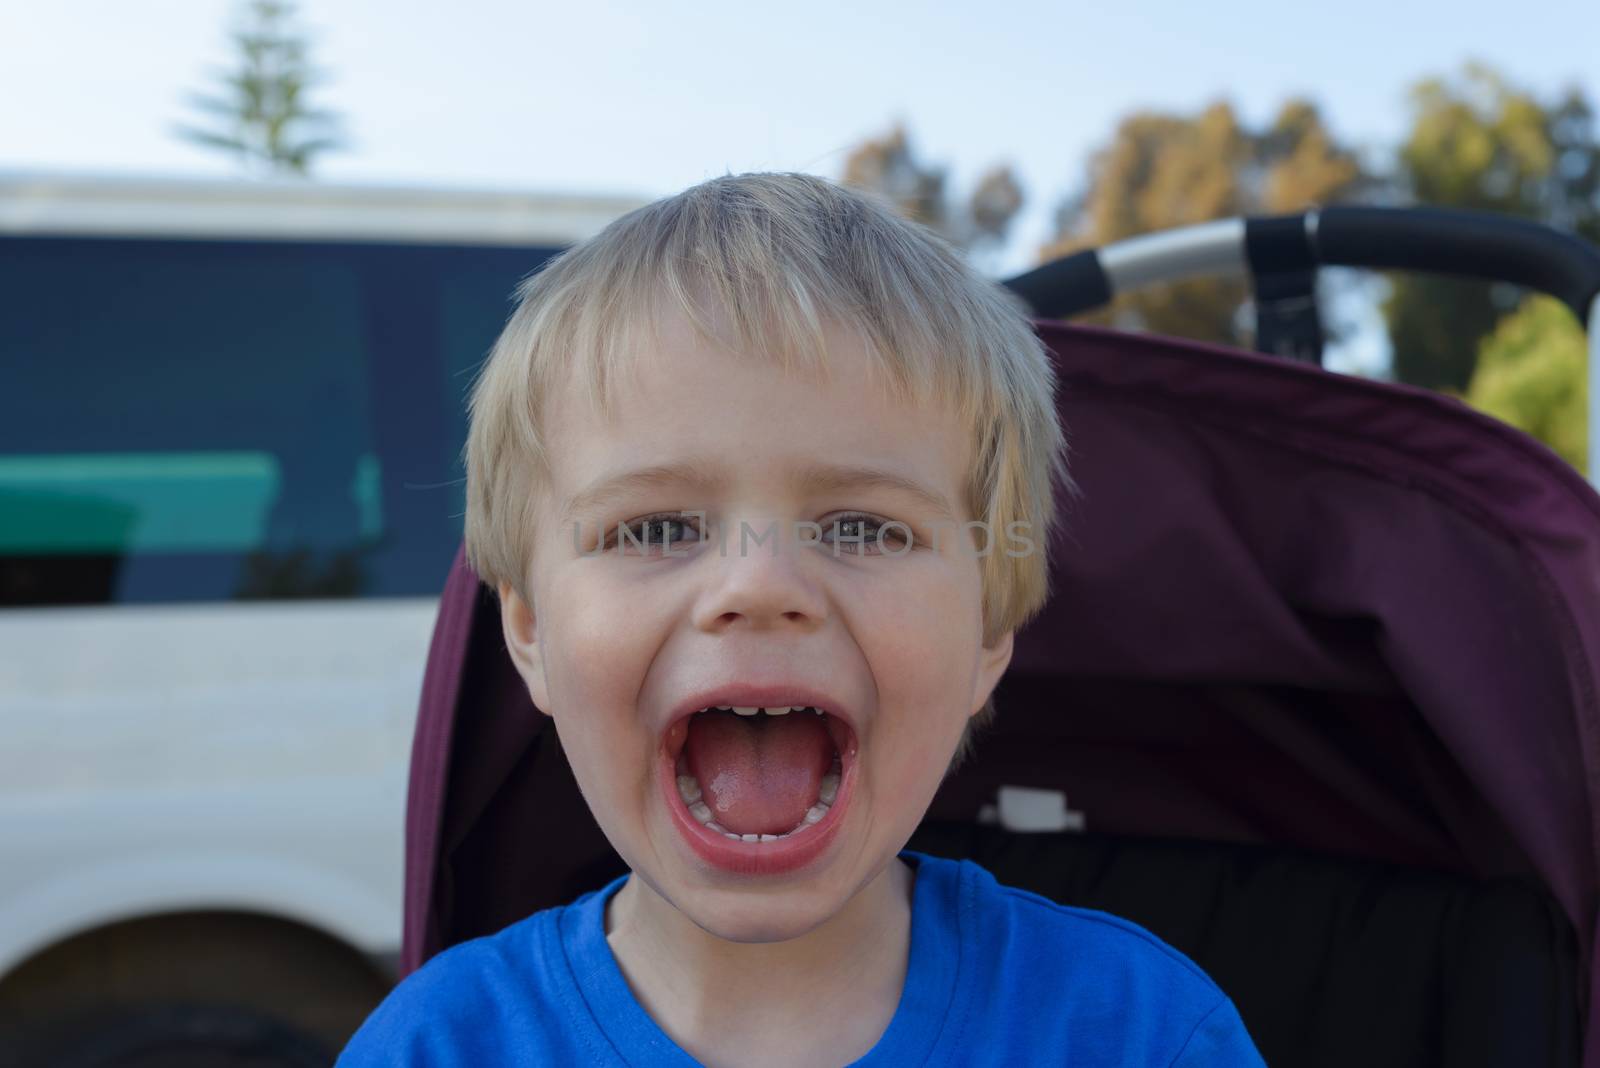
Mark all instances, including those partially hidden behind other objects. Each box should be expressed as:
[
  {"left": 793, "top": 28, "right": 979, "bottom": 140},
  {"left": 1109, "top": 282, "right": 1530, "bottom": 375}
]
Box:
[{"left": 339, "top": 851, "right": 1266, "bottom": 1066}]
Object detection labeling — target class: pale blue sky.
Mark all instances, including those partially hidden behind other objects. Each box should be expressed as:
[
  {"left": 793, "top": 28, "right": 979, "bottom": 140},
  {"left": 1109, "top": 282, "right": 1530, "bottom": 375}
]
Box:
[{"left": 2, "top": 0, "right": 1595, "bottom": 367}]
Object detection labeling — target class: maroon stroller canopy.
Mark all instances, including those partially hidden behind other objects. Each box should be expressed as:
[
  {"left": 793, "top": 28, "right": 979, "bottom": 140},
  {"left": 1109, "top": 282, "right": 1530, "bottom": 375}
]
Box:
[
  {"left": 404, "top": 322, "right": 1600, "bottom": 1063},
  {"left": 1014, "top": 324, "right": 1600, "bottom": 918}
]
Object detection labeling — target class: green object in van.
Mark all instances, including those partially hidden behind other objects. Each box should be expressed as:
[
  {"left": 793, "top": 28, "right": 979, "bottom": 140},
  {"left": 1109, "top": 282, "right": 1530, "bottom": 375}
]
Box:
[{"left": 0, "top": 452, "right": 281, "bottom": 554}]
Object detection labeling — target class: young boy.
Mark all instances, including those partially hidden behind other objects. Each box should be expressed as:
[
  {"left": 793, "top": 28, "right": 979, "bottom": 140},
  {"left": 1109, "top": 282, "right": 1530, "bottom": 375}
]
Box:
[{"left": 338, "top": 173, "right": 1265, "bottom": 1066}]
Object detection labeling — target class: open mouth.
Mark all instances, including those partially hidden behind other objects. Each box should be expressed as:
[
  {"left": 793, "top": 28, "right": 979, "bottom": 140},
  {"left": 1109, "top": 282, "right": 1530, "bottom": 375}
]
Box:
[{"left": 659, "top": 698, "right": 857, "bottom": 875}]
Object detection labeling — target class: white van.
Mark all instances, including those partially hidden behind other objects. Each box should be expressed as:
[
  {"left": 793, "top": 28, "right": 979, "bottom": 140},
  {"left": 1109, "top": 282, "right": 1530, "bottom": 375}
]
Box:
[{"left": 0, "top": 173, "right": 643, "bottom": 1066}]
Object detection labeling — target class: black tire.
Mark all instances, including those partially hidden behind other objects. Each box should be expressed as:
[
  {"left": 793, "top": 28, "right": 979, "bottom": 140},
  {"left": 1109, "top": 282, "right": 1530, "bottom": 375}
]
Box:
[{"left": 37, "top": 1004, "right": 334, "bottom": 1068}]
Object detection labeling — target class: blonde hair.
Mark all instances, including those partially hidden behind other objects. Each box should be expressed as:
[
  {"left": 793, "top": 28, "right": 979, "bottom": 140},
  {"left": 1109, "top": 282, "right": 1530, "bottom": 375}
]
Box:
[{"left": 464, "top": 173, "right": 1068, "bottom": 751}]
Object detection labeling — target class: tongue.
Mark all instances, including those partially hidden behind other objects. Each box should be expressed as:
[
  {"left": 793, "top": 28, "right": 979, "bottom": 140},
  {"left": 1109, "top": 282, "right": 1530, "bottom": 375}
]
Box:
[{"left": 684, "top": 711, "right": 834, "bottom": 835}]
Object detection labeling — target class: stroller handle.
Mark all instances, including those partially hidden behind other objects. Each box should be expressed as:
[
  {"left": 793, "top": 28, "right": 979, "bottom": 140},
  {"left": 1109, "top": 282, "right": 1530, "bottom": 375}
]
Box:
[
  {"left": 1003, "top": 207, "right": 1600, "bottom": 325},
  {"left": 1004, "top": 206, "right": 1600, "bottom": 483}
]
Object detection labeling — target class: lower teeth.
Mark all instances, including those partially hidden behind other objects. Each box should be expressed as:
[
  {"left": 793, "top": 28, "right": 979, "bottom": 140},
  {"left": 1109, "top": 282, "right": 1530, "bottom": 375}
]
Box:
[{"left": 677, "top": 768, "right": 840, "bottom": 841}]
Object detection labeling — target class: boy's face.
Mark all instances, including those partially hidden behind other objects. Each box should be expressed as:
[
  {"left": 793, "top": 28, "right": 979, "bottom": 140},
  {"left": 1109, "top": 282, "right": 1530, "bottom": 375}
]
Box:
[{"left": 500, "top": 310, "right": 1013, "bottom": 942}]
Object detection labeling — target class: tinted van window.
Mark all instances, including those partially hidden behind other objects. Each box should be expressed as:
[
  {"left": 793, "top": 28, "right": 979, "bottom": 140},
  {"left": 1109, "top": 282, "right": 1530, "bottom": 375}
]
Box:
[{"left": 0, "top": 237, "right": 553, "bottom": 605}]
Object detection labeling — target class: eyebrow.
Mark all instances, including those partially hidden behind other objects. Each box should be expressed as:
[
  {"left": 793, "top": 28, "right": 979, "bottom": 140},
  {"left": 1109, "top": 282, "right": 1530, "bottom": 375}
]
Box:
[
  {"left": 561, "top": 460, "right": 721, "bottom": 521},
  {"left": 561, "top": 458, "right": 958, "bottom": 522},
  {"left": 791, "top": 461, "right": 958, "bottom": 521}
]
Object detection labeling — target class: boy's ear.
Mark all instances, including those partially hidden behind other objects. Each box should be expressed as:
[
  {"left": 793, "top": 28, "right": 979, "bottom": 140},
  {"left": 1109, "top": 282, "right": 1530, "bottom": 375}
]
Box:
[
  {"left": 972, "top": 629, "right": 1015, "bottom": 717},
  {"left": 498, "top": 581, "right": 553, "bottom": 716}
]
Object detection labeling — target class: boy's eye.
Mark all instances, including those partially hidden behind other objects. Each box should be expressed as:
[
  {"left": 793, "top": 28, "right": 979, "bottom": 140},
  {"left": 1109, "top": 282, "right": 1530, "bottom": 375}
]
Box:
[
  {"left": 611, "top": 513, "right": 703, "bottom": 552},
  {"left": 821, "top": 514, "right": 912, "bottom": 554}
]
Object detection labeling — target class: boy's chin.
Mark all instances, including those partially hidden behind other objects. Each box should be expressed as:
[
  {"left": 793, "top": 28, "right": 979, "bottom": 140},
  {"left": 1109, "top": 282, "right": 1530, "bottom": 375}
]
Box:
[
  {"left": 646, "top": 845, "right": 911, "bottom": 946},
  {"left": 672, "top": 879, "right": 861, "bottom": 944}
]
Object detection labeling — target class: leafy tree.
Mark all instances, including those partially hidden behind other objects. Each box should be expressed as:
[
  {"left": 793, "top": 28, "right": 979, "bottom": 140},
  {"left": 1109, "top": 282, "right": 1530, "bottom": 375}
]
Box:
[
  {"left": 175, "top": 0, "right": 346, "bottom": 177},
  {"left": 1386, "top": 66, "right": 1599, "bottom": 391},
  {"left": 841, "top": 125, "right": 1025, "bottom": 255},
  {"left": 1464, "top": 294, "right": 1588, "bottom": 474},
  {"left": 1043, "top": 100, "right": 1363, "bottom": 346}
]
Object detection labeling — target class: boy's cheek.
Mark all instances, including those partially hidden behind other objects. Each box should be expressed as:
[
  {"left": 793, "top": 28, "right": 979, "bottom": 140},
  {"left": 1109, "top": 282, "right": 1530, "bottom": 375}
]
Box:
[{"left": 854, "top": 561, "right": 987, "bottom": 663}]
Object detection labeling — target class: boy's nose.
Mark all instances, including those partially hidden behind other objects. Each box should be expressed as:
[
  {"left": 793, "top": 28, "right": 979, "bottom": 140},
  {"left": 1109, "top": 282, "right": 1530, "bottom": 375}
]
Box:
[{"left": 689, "top": 524, "right": 828, "bottom": 633}]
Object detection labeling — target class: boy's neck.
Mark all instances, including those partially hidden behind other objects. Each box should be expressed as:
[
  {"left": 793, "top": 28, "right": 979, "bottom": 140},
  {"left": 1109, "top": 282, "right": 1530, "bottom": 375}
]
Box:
[{"left": 604, "top": 857, "right": 916, "bottom": 1068}]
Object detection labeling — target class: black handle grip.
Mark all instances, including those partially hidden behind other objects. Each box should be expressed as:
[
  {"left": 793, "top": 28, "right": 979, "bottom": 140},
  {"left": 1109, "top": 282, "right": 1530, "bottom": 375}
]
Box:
[
  {"left": 1002, "top": 250, "right": 1110, "bottom": 321},
  {"left": 1313, "top": 207, "right": 1600, "bottom": 320}
]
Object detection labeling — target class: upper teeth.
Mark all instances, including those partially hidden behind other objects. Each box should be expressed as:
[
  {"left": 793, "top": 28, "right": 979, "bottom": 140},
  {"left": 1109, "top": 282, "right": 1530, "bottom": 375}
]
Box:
[{"left": 703, "top": 705, "right": 821, "bottom": 717}]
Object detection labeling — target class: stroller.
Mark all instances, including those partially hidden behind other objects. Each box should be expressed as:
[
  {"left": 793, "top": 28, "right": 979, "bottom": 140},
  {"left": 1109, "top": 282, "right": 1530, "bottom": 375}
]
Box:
[{"left": 400, "top": 206, "right": 1600, "bottom": 1067}]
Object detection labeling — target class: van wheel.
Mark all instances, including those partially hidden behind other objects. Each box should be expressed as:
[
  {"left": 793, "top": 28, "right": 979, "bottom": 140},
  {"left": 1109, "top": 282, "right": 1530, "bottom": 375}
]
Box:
[
  {"left": 40, "top": 1004, "right": 333, "bottom": 1068},
  {"left": 0, "top": 912, "right": 392, "bottom": 1065}
]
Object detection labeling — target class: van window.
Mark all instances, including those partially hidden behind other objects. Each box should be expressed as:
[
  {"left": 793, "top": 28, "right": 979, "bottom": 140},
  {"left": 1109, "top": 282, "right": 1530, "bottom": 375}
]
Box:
[
  {"left": 0, "top": 237, "right": 554, "bottom": 606},
  {"left": 438, "top": 260, "right": 525, "bottom": 520}
]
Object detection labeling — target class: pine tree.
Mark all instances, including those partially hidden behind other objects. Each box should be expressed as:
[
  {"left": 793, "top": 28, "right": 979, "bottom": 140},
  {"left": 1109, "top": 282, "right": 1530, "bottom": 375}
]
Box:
[{"left": 175, "top": 0, "right": 346, "bottom": 177}]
